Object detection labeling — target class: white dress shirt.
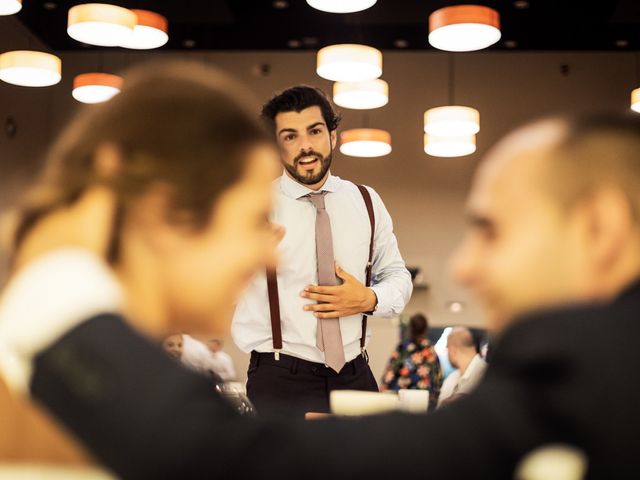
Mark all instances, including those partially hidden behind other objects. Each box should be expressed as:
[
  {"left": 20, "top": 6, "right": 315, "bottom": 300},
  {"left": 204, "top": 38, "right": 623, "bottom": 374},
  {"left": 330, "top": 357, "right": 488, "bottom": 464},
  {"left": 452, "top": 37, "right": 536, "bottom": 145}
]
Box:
[
  {"left": 438, "top": 354, "right": 487, "bottom": 406},
  {"left": 232, "top": 173, "right": 412, "bottom": 364},
  {"left": 0, "top": 249, "right": 123, "bottom": 394}
]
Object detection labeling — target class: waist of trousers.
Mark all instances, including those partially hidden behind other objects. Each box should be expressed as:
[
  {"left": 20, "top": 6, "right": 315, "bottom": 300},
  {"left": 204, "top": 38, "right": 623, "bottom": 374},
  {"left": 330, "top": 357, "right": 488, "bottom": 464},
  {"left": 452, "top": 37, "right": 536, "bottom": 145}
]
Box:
[{"left": 250, "top": 350, "right": 369, "bottom": 377}]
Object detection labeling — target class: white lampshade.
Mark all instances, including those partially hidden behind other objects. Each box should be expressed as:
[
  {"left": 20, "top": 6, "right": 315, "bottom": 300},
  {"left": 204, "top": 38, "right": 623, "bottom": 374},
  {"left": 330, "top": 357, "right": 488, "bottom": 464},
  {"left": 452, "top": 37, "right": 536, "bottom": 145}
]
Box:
[
  {"left": 119, "top": 9, "right": 168, "bottom": 49},
  {"left": 424, "top": 133, "right": 476, "bottom": 157},
  {"left": 67, "top": 3, "right": 136, "bottom": 47},
  {"left": 0, "top": 0, "right": 21, "bottom": 15},
  {"left": 0, "top": 50, "right": 61, "bottom": 87},
  {"left": 306, "top": 0, "right": 377, "bottom": 13},
  {"left": 317, "top": 44, "right": 382, "bottom": 82},
  {"left": 428, "top": 5, "right": 501, "bottom": 52},
  {"left": 631, "top": 88, "right": 640, "bottom": 113},
  {"left": 333, "top": 79, "right": 388, "bottom": 109},
  {"left": 340, "top": 128, "right": 391, "bottom": 157},
  {"left": 73, "top": 72, "right": 123, "bottom": 103},
  {"left": 424, "top": 105, "right": 480, "bottom": 136}
]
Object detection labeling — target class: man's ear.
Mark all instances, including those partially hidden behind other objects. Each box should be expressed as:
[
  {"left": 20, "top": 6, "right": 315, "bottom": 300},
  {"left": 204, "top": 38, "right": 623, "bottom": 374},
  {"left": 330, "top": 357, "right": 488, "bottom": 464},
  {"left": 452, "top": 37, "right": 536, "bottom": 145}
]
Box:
[
  {"left": 330, "top": 129, "right": 337, "bottom": 151},
  {"left": 585, "top": 187, "right": 634, "bottom": 272}
]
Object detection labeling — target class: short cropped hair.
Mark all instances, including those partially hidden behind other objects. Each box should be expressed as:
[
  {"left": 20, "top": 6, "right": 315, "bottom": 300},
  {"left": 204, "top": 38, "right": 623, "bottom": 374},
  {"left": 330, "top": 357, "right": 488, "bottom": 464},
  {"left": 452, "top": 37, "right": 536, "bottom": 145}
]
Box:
[{"left": 544, "top": 112, "right": 640, "bottom": 218}]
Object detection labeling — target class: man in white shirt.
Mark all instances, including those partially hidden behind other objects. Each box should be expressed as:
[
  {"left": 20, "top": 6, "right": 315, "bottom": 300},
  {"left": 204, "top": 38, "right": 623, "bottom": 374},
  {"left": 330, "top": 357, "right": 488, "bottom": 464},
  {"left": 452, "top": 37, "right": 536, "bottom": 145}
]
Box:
[
  {"left": 206, "top": 339, "right": 236, "bottom": 381},
  {"left": 232, "top": 86, "right": 412, "bottom": 416},
  {"left": 438, "top": 327, "right": 487, "bottom": 407}
]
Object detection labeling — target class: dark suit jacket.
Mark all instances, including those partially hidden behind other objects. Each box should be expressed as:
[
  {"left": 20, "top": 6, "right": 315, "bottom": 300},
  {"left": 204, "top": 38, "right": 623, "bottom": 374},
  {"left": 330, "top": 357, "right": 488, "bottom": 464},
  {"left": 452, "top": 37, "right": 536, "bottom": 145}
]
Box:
[{"left": 30, "top": 280, "right": 640, "bottom": 479}]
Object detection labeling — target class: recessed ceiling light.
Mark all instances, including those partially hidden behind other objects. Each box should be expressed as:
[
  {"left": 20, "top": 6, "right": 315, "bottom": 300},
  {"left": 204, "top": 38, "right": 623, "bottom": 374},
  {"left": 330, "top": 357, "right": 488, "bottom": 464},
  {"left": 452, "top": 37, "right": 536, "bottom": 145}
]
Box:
[
  {"left": 504, "top": 40, "right": 518, "bottom": 48},
  {"left": 615, "top": 39, "right": 629, "bottom": 48},
  {"left": 273, "top": 0, "right": 289, "bottom": 9},
  {"left": 43, "top": 2, "right": 57, "bottom": 11},
  {"left": 513, "top": 0, "right": 529, "bottom": 9},
  {"left": 393, "top": 39, "right": 409, "bottom": 48},
  {"left": 182, "top": 38, "right": 196, "bottom": 48},
  {"left": 302, "top": 36, "right": 319, "bottom": 47},
  {"left": 287, "top": 39, "right": 302, "bottom": 48},
  {"left": 447, "top": 301, "right": 465, "bottom": 313}
]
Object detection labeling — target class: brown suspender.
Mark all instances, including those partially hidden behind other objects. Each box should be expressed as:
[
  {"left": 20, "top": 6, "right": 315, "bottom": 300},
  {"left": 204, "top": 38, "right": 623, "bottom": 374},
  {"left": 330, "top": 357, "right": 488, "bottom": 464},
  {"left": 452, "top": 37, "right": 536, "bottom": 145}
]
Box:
[
  {"left": 266, "top": 185, "right": 376, "bottom": 360},
  {"left": 266, "top": 267, "right": 283, "bottom": 358},
  {"left": 356, "top": 184, "right": 376, "bottom": 352}
]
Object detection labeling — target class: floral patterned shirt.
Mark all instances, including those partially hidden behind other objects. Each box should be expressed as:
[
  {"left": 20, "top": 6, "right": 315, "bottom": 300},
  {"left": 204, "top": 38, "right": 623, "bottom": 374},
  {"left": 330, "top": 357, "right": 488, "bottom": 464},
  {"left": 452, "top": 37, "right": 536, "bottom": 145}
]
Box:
[{"left": 380, "top": 336, "right": 444, "bottom": 409}]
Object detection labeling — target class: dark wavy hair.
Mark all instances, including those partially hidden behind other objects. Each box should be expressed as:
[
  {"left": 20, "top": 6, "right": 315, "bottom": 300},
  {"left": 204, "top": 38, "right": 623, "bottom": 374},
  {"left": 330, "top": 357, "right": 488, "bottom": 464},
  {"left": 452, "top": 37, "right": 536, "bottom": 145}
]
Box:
[{"left": 260, "top": 85, "right": 341, "bottom": 133}]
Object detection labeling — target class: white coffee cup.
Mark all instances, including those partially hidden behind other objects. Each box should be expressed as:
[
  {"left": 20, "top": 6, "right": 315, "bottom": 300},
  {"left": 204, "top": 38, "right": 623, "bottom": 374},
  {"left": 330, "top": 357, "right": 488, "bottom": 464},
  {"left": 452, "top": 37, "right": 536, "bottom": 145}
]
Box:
[
  {"left": 398, "top": 389, "right": 429, "bottom": 414},
  {"left": 330, "top": 390, "right": 399, "bottom": 416}
]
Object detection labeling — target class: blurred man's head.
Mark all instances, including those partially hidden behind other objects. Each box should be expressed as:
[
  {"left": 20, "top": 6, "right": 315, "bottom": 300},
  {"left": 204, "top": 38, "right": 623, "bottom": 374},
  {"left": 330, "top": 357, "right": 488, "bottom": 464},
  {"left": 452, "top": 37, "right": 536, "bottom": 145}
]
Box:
[
  {"left": 208, "top": 339, "right": 222, "bottom": 353},
  {"left": 451, "top": 112, "right": 640, "bottom": 331},
  {"left": 163, "top": 334, "right": 183, "bottom": 360},
  {"left": 446, "top": 327, "right": 476, "bottom": 369},
  {"left": 408, "top": 313, "right": 428, "bottom": 342}
]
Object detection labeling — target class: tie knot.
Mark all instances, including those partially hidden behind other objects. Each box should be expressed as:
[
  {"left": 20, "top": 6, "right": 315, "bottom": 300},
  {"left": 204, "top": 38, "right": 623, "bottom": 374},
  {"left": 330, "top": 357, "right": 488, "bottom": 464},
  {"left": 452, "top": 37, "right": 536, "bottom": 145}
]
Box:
[{"left": 307, "top": 192, "right": 327, "bottom": 210}]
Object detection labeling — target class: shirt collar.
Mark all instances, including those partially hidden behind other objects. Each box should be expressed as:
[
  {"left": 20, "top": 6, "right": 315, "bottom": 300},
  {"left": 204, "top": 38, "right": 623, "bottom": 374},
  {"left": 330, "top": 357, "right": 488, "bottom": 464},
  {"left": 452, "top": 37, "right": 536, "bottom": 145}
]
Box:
[{"left": 278, "top": 171, "right": 339, "bottom": 200}]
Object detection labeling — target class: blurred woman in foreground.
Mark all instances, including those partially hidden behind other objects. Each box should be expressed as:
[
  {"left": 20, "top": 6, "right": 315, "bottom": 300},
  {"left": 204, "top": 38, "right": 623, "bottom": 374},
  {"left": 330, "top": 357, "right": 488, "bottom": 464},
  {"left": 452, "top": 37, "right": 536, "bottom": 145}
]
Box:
[{"left": 0, "top": 61, "right": 281, "bottom": 465}]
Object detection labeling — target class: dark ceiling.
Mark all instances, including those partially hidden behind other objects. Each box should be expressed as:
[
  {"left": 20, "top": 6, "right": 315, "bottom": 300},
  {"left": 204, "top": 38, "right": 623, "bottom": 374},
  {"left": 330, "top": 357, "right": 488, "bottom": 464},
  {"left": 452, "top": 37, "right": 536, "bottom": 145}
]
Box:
[{"left": 11, "top": 0, "right": 640, "bottom": 52}]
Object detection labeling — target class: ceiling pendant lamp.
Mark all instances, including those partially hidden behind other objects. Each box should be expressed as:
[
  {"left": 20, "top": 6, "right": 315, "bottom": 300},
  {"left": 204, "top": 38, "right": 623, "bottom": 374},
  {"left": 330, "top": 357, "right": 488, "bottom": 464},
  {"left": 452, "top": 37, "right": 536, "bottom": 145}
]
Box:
[
  {"left": 424, "top": 133, "right": 476, "bottom": 157},
  {"left": 67, "top": 3, "right": 137, "bottom": 47},
  {"left": 72, "top": 72, "right": 123, "bottom": 103},
  {"left": 306, "top": 0, "right": 377, "bottom": 13},
  {"left": 317, "top": 44, "right": 382, "bottom": 82},
  {"left": 340, "top": 128, "right": 391, "bottom": 157},
  {"left": 119, "top": 9, "right": 168, "bottom": 49},
  {"left": 428, "top": 4, "right": 501, "bottom": 52},
  {"left": 0, "top": 50, "right": 61, "bottom": 87},
  {"left": 424, "top": 105, "right": 479, "bottom": 136},
  {"left": 632, "top": 88, "right": 640, "bottom": 113},
  {"left": 333, "top": 79, "right": 388, "bottom": 109},
  {"left": 0, "top": 0, "right": 21, "bottom": 15}
]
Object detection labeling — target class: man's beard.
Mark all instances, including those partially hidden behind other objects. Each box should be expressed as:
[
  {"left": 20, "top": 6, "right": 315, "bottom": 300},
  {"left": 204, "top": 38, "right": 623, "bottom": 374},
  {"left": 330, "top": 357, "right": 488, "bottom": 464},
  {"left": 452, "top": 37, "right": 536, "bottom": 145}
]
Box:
[{"left": 284, "top": 149, "right": 332, "bottom": 186}]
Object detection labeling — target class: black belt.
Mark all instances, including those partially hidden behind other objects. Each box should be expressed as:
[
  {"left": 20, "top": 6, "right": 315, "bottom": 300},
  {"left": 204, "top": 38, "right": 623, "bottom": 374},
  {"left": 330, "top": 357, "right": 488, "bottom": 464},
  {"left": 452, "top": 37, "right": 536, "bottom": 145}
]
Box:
[{"left": 250, "top": 351, "right": 369, "bottom": 377}]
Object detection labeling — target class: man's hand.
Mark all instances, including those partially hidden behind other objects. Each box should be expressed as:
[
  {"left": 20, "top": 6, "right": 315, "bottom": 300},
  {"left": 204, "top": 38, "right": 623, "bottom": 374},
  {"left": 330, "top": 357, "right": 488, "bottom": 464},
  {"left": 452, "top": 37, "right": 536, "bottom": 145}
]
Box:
[{"left": 301, "top": 264, "right": 377, "bottom": 318}]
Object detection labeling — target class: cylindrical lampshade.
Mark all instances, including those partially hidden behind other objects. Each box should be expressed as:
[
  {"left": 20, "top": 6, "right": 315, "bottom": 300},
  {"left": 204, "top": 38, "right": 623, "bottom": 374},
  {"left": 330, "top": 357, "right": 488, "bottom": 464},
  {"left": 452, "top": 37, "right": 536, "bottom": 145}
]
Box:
[
  {"left": 0, "top": 0, "right": 21, "bottom": 15},
  {"left": 424, "top": 105, "right": 480, "bottom": 136},
  {"left": 317, "top": 44, "right": 382, "bottom": 82},
  {"left": 73, "top": 72, "right": 123, "bottom": 103},
  {"left": 119, "top": 9, "right": 168, "bottom": 49},
  {"left": 340, "top": 128, "right": 391, "bottom": 157},
  {"left": 67, "top": 3, "right": 137, "bottom": 47},
  {"left": 333, "top": 79, "right": 388, "bottom": 109},
  {"left": 424, "top": 133, "right": 476, "bottom": 157},
  {"left": 0, "top": 50, "right": 61, "bottom": 87},
  {"left": 631, "top": 88, "right": 640, "bottom": 113},
  {"left": 428, "top": 5, "right": 501, "bottom": 52},
  {"left": 306, "top": 0, "right": 377, "bottom": 13}
]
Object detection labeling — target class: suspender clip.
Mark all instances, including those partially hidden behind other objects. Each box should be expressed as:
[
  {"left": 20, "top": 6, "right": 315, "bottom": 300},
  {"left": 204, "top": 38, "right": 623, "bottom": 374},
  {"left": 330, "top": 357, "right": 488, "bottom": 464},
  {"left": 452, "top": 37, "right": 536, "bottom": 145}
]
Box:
[
  {"left": 274, "top": 349, "right": 281, "bottom": 361},
  {"left": 361, "top": 347, "right": 369, "bottom": 364}
]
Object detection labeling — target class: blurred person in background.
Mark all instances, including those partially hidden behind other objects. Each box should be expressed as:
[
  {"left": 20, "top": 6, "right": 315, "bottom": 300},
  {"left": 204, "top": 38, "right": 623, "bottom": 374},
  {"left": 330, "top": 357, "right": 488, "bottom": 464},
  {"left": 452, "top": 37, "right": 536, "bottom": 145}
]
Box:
[
  {"left": 379, "top": 313, "right": 443, "bottom": 409},
  {"left": 206, "top": 339, "right": 236, "bottom": 381},
  {"left": 437, "top": 326, "right": 487, "bottom": 407}
]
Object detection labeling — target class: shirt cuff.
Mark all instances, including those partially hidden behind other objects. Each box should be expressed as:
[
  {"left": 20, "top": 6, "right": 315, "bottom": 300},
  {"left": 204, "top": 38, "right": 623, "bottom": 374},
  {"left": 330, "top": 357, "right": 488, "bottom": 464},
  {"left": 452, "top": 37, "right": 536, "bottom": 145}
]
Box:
[
  {"left": 0, "top": 249, "right": 123, "bottom": 395},
  {"left": 369, "top": 284, "right": 402, "bottom": 318}
]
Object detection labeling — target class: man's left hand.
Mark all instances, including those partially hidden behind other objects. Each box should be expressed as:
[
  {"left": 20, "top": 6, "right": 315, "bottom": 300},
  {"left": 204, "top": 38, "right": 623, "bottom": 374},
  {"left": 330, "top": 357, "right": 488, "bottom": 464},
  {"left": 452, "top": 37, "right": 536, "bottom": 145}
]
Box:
[{"left": 301, "top": 264, "right": 377, "bottom": 318}]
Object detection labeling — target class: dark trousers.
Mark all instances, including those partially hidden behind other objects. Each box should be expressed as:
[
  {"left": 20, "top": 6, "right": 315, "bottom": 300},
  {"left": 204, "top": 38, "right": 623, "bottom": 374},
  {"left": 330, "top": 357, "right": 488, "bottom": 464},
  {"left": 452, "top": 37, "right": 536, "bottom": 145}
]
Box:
[{"left": 246, "top": 351, "right": 378, "bottom": 418}]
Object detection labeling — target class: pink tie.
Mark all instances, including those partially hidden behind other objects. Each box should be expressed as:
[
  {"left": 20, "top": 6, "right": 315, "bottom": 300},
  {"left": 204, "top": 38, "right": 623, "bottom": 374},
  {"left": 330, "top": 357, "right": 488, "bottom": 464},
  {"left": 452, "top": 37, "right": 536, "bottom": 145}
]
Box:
[{"left": 307, "top": 192, "right": 346, "bottom": 373}]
